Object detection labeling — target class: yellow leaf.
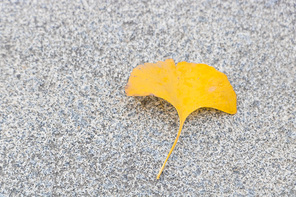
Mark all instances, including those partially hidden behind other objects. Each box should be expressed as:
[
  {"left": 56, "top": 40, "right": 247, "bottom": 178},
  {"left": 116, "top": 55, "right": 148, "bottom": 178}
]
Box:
[{"left": 125, "top": 59, "right": 237, "bottom": 179}]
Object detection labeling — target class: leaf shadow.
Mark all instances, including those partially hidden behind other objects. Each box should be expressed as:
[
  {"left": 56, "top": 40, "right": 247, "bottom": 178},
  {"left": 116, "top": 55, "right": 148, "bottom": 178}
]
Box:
[
  {"left": 135, "top": 96, "right": 229, "bottom": 123},
  {"left": 134, "top": 96, "right": 179, "bottom": 126}
]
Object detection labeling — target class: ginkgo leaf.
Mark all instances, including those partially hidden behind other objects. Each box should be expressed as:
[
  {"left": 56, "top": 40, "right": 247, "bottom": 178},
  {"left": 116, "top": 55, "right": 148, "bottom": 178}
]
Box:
[{"left": 125, "top": 59, "right": 237, "bottom": 179}]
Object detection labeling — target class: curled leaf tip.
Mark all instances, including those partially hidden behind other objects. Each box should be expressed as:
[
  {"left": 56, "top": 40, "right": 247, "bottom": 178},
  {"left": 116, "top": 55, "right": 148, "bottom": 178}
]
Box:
[{"left": 126, "top": 59, "right": 237, "bottom": 179}]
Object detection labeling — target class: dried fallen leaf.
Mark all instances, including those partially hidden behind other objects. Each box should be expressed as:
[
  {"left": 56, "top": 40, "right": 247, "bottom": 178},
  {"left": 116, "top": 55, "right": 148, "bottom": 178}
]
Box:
[{"left": 125, "top": 59, "right": 237, "bottom": 179}]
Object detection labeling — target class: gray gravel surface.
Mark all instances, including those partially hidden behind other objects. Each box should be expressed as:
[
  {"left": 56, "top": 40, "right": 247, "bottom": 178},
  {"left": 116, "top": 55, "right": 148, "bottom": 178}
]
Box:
[{"left": 0, "top": 0, "right": 296, "bottom": 196}]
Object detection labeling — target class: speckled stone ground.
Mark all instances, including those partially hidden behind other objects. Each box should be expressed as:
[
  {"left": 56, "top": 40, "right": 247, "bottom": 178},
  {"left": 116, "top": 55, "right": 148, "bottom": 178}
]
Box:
[{"left": 0, "top": 0, "right": 295, "bottom": 196}]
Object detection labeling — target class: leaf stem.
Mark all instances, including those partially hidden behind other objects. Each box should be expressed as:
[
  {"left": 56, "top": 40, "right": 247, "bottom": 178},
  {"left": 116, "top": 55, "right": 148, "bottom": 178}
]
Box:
[{"left": 157, "top": 119, "right": 185, "bottom": 179}]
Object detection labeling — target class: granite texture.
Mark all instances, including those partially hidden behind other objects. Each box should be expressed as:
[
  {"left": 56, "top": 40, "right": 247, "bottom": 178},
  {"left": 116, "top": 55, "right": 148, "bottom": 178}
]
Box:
[{"left": 0, "top": 0, "right": 296, "bottom": 196}]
